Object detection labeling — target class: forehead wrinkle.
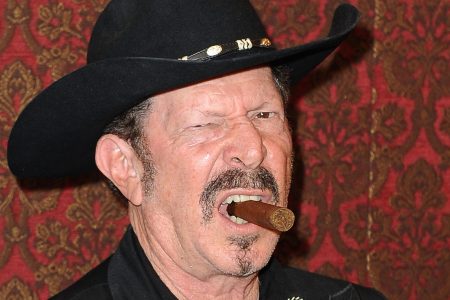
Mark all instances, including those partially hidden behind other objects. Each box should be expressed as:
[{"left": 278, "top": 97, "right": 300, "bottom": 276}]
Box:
[
  {"left": 180, "top": 86, "right": 238, "bottom": 118},
  {"left": 196, "top": 79, "right": 274, "bottom": 114},
  {"left": 185, "top": 95, "right": 233, "bottom": 124},
  {"left": 189, "top": 68, "right": 276, "bottom": 108}
]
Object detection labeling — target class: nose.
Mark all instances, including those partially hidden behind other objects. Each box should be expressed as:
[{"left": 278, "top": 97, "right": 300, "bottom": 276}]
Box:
[{"left": 223, "top": 120, "right": 267, "bottom": 169}]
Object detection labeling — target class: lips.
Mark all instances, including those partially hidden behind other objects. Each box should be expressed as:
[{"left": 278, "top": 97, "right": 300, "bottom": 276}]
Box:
[{"left": 219, "top": 194, "right": 262, "bottom": 225}]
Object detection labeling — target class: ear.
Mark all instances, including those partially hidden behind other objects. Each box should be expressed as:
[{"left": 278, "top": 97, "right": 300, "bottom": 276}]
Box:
[{"left": 95, "top": 134, "right": 144, "bottom": 206}]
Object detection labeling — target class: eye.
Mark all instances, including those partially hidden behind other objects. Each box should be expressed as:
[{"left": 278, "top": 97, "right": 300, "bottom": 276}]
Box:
[
  {"left": 255, "top": 112, "right": 275, "bottom": 119},
  {"left": 191, "top": 122, "right": 217, "bottom": 129},
  {"left": 192, "top": 123, "right": 209, "bottom": 128}
]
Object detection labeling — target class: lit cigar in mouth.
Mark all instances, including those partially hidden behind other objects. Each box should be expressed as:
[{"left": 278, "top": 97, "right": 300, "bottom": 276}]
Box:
[{"left": 227, "top": 201, "right": 295, "bottom": 232}]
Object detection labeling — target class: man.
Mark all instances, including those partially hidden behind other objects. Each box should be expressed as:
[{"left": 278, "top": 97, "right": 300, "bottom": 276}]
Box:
[{"left": 7, "top": 0, "right": 386, "bottom": 299}]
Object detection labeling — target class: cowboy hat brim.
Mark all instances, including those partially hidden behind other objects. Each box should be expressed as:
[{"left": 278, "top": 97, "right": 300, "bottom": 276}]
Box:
[{"left": 8, "top": 4, "right": 359, "bottom": 178}]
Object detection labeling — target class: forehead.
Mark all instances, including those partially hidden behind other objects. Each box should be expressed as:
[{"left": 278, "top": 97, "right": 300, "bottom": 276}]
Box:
[{"left": 151, "top": 67, "right": 280, "bottom": 114}]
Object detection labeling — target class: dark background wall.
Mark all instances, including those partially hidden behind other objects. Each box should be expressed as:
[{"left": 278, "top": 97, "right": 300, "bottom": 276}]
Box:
[{"left": 0, "top": 0, "right": 448, "bottom": 299}]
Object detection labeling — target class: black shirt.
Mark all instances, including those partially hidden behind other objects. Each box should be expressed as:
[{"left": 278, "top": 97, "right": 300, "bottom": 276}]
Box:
[{"left": 51, "top": 227, "right": 386, "bottom": 300}]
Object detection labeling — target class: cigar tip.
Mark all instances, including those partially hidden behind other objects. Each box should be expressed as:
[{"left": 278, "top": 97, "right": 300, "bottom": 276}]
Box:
[{"left": 269, "top": 208, "right": 295, "bottom": 232}]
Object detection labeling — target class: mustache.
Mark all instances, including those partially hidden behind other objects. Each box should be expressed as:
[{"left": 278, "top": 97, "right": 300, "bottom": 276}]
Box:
[{"left": 200, "top": 167, "right": 280, "bottom": 223}]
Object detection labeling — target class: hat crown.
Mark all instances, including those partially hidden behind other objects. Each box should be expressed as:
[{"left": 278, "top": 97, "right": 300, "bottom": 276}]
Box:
[{"left": 87, "top": 0, "right": 268, "bottom": 63}]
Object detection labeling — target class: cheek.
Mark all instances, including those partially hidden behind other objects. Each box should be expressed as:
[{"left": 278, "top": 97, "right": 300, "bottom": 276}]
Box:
[
  {"left": 191, "top": 149, "right": 214, "bottom": 169},
  {"left": 264, "top": 133, "right": 293, "bottom": 186},
  {"left": 266, "top": 131, "right": 293, "bottom": 164},
  {"left": 151, "top": 143, "right": 219, "bottom": 200}
]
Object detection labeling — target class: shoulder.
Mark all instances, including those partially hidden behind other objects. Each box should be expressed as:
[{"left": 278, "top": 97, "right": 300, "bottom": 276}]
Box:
[
  {"left": 49, "top": 257, "right": 113, "bottom": 300},
  {"left": 262, "top": 260, "right": 386, "bottom": 300}
]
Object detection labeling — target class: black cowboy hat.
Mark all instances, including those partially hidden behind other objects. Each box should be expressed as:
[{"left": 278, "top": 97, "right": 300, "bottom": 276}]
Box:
[{"left": 8, "top": 0, "right": 359, "bottom": 178}]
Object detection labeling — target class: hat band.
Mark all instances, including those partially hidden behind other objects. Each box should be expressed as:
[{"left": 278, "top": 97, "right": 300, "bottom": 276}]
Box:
[{"left": 179, "top": 37, "right": 273, "bottom": 61}]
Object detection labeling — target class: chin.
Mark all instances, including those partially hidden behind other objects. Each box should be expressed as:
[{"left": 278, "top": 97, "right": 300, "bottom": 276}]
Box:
[{"left": 222, "top": 232, "right": 279, "bottom": 277}]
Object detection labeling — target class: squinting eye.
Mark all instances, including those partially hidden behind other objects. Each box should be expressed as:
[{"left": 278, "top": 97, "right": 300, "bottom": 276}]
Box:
[
  {"left": 192, "top": 123, "right": 208, "bottom": 128},
  {"left": 191, "top": 122, "right": 216, "bottom": 128},
  {"left": 255, "top": 112, "right": 274, "bottom": 119}
]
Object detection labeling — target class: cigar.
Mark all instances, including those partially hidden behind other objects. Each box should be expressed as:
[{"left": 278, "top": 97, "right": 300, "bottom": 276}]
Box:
[{"left": 227, "top": 201, "right": 295, "bottom": 232}]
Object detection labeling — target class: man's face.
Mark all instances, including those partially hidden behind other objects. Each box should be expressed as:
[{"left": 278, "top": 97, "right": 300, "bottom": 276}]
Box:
[{"left": 137, "top": 67, "right": 293, "bottom": 278}]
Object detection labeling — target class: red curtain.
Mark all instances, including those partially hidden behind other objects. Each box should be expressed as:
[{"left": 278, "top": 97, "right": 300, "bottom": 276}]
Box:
[{"left": 0, "top": 1, "right": 449, "bottom": 299}]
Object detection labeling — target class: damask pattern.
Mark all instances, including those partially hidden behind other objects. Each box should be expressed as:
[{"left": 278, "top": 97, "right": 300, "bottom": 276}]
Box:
[{"left": 0, "top": 0, "right": 449, "bottom": 299}]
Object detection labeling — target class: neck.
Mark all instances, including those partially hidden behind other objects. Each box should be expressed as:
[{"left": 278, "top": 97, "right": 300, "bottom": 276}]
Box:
[{"left": 151, "top": 259, "right": 260, "bottom": 300}]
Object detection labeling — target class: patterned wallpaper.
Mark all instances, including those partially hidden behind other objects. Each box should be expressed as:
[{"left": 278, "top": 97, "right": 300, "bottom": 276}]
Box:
[{"left": 0, "top": 0, "right": 449, "bottom": 299}]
